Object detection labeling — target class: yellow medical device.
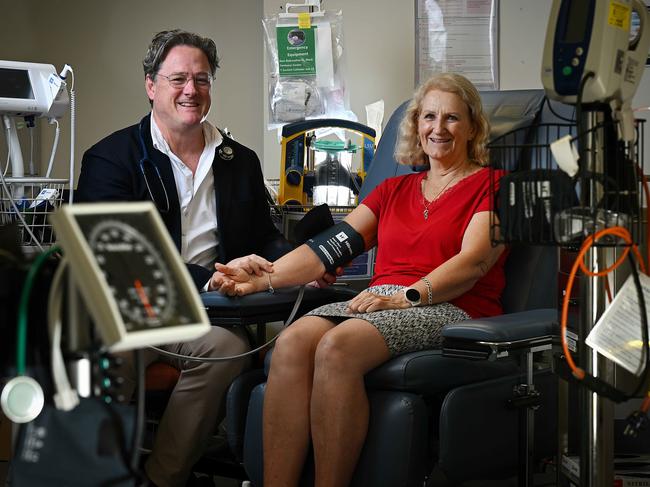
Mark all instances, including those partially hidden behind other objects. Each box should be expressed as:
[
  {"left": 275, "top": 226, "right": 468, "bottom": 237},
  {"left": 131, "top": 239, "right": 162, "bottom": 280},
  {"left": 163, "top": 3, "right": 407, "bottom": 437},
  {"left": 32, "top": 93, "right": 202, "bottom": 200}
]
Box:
[{"left": 279, "top": 119, "right": 376, "bottom": 206}]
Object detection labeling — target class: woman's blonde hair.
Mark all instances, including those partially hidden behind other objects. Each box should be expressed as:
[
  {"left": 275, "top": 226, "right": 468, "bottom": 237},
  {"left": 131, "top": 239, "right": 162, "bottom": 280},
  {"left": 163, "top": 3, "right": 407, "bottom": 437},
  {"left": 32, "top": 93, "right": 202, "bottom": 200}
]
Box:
[{"left": 394, "top": 72, "right": 490, "bottom": 167}]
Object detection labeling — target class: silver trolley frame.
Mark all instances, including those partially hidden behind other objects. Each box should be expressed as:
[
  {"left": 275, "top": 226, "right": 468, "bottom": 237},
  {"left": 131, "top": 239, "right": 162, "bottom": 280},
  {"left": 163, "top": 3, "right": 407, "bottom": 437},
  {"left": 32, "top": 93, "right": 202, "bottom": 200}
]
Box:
[{"left": 0, "top": 176, "right": 71, "bottom": 249}]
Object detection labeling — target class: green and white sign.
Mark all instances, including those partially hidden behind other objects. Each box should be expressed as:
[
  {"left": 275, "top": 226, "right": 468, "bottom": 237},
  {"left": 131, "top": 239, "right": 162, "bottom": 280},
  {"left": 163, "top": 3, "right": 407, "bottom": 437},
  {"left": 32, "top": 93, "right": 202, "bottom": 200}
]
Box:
[{"left": 277, "top": 26, "right": 316, "bottom": 77}]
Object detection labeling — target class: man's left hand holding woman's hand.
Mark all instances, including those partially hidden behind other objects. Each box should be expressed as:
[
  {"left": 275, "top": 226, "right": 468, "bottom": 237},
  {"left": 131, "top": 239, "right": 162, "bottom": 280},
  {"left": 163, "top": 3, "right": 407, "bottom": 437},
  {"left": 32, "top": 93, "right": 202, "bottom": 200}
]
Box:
[
  {"left": 208, "top": 254, "right": 271, "bottom": 294},
  {"left": 208, "top": 256, "right": 344, "bottom": 296}
]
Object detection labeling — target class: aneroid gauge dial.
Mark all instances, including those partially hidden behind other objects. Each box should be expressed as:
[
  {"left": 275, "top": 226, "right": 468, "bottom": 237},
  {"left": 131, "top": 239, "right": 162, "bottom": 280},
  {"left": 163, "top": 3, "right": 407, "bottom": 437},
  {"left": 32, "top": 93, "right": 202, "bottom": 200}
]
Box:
[
  {"left": 87, "top": 220, "right": 180, "bottom": 331},
  {"left": 50, "top": 202, "right": 210, "bottom": 351}
]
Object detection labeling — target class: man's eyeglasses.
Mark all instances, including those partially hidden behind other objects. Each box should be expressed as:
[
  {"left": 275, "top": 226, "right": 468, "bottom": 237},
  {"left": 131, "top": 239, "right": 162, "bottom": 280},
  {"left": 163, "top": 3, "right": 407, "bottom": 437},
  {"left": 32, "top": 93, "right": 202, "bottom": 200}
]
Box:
[{"left": 156, "top": 72, "right": 213, "bottom": 89}]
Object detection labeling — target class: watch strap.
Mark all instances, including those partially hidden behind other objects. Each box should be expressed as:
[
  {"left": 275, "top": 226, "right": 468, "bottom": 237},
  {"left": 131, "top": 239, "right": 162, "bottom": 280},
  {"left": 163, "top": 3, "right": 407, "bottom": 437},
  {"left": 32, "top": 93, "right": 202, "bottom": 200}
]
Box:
[{"left": 420, "top": 276, "right": 433, "bottom": 305}]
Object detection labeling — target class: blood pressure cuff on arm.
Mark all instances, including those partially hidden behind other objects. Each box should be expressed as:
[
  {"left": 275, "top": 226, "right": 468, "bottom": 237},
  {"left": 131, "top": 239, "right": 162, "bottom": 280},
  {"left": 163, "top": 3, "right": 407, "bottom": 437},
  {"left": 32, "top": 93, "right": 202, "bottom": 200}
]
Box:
[{"left": 304, "top": 221, "right": 365, "bottom": 273}]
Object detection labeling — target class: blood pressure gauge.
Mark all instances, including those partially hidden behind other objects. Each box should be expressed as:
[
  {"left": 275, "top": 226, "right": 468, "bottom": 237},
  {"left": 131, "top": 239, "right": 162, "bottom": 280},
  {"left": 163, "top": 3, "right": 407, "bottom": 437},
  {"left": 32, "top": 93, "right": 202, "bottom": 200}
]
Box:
[
  {"left": 88, "top": 219, "right": 178, "bottom": 331},
  {"left": 50, "top": 202, "right": 209, "bottom": 351}
]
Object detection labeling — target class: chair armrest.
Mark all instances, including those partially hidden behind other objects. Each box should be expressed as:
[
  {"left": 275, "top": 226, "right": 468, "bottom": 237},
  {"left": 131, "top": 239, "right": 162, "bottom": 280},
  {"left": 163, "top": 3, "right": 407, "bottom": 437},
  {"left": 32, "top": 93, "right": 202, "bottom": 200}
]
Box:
[
  {"left": 442, "top": 309, "right": 558, "bottom": 360},
  {"left": 201, "top": 286, "right": 357, "bottom": 326},
  {"left": 364, "top": 350, "right": 518, "bottom": 396}
]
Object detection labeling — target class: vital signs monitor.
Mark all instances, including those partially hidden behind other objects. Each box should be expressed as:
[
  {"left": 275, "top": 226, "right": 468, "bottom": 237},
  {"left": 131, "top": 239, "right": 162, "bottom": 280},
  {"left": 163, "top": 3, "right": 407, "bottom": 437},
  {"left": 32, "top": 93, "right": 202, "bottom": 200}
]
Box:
[
  {"left": 0, "top": 60, "right": 69, "bottom": 118},
  {"left": 541, "top": 0, "right": 650, "bottom": 141}
]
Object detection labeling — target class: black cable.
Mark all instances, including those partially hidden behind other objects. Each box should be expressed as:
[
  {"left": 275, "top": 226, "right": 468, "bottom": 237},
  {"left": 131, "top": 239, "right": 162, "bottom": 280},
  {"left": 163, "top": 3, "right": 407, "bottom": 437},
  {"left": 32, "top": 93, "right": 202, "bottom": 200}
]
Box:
[
  {"left": 149, "top": 285, "right": 307, "bottom": 363},
  {"left": 576, "top": 253, "right": 650, "bottom": 403},
  {"left": 575, "top": 71, "right": 595, "bottom": 186},
  {"left": 99, "top": 399, "right": 145, "bottom": 487},
  {"left": 544, "top": 96, "right": 575, "bottom": 123},
  {"left": 130, "top": 349, "right": 145, "bottom": 475}
]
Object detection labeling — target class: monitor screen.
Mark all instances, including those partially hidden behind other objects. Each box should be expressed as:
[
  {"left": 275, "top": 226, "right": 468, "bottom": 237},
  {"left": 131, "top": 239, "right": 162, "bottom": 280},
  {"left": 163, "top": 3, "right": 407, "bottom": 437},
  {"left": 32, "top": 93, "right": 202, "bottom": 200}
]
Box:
[
  {"left": 562, "top": 0, "right": 590, "bottom": 44},
  {"left": 0, "top": 68, "right": 34, "bottom": 100}
]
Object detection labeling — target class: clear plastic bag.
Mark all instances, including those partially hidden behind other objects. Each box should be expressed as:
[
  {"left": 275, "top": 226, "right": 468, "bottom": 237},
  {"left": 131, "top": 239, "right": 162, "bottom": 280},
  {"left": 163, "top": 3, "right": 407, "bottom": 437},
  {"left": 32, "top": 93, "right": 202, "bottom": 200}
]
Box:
[{"left": 263, "top": 7, "right": 355, "bottom": 129}]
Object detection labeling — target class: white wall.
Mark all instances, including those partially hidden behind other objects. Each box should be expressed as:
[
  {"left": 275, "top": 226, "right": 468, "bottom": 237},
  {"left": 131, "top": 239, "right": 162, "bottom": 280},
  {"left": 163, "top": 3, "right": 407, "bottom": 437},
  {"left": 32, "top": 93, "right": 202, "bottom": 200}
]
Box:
[
  {"left": 499, "top": 0, "right": 552, "bottom": 90},
  {"left": 1, "top": 0, "right": 648, "bottom": 183},
  {"left": 1, "top": 0, "right": 264, "bottom": 180}
]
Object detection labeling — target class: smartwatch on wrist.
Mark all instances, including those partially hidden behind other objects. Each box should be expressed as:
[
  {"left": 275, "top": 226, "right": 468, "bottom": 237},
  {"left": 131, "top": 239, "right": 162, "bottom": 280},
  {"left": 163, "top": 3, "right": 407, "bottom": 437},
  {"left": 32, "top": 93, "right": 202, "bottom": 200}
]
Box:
[{"left": 404, "top": 287, "right": 421, "bottom": 307}]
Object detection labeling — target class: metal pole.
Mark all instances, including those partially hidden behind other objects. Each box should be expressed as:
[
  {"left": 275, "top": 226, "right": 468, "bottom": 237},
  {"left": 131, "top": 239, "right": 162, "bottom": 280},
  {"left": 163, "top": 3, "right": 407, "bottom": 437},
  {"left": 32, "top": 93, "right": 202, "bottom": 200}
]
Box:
[{"left": 577, "top": 112, "right": 615, "bottom": 487}]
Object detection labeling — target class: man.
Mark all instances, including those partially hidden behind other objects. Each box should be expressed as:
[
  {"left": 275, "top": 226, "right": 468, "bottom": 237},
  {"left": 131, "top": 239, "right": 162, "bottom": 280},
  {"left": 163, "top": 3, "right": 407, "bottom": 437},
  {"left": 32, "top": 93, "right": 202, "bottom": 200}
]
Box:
[{"left": 76, "top": 29, "right": 292, "bottom": 487}]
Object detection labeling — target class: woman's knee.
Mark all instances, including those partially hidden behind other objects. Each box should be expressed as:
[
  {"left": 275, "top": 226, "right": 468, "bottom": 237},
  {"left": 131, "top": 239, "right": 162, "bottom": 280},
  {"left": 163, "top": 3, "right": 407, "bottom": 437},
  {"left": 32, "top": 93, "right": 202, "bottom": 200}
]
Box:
[
  {"left": 313, "top": 325, "right": 388, "bottom": 376},
  {"left": 313, "top": 332, "right": 355, "bottom": 374},
  {"left": 271, "top": 318, "right": 327, "bottom": 370}
]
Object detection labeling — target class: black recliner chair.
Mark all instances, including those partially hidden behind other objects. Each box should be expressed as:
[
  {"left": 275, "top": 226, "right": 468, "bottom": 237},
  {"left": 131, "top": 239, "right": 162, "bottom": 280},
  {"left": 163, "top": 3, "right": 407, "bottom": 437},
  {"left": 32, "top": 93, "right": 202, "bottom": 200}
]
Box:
[{"left": 227, "top": 90, "right": 570, "bottom": 486}]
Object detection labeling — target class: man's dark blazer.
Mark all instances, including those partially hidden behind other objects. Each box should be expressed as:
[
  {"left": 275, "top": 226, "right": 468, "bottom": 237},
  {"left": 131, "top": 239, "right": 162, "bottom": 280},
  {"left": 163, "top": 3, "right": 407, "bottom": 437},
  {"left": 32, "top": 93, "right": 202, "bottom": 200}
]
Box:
[{"left": 76, "top": 114, "right": 291, "bottom": 288}]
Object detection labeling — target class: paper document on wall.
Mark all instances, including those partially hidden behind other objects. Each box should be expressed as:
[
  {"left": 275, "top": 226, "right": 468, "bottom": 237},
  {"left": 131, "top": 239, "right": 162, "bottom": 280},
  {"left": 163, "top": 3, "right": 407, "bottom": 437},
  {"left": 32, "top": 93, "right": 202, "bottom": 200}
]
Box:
[
  {"left": 586, "top": 273, "right": 650, "bottom": 375},
  {"left": 416, "top": 0, "right": 499, "bottom": 89}
]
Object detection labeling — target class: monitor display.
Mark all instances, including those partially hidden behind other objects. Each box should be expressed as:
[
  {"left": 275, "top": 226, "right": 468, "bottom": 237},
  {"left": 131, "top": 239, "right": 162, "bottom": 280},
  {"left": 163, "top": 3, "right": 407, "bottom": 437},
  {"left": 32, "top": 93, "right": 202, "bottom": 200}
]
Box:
[
  {"left": 0, "top": 68, "right": 34, "bottom": 100},
  {"left": 562, "top": 0, "right": 591, "bottom": 44}
]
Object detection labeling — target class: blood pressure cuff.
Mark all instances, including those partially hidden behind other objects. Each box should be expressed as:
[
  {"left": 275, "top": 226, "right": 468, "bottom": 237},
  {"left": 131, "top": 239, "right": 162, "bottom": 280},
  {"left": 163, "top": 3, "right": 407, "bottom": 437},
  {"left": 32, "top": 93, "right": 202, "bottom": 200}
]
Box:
[
  {"left": 10, "top": 399, "right": 135, "bottom": 486},
  {"left": 305, "top": 221, "right": 365, "bottom": 273},
  {"left": 293, "top": 203, "right": 335, "bottom": 245}
]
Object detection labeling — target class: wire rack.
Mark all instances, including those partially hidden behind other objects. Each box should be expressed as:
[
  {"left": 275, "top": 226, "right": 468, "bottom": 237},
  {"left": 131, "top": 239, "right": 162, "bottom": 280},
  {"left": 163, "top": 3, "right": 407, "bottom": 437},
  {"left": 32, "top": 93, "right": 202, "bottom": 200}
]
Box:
[
  {"left": 489, "top": 119, "right": 646, "bottom": 247},
  {"left": 0, "top": 177, "right": 69, "bottom": 247}
]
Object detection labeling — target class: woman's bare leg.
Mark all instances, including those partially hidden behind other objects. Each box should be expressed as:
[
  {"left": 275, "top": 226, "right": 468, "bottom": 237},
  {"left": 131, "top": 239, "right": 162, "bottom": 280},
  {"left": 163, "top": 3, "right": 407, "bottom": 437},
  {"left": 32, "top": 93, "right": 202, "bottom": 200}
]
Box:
[
  {"left": 310, "top": 319, "right": 391, "bottom": 487},
  {"left": 263, "top": 316, "right": 336, "bottom": 487}
]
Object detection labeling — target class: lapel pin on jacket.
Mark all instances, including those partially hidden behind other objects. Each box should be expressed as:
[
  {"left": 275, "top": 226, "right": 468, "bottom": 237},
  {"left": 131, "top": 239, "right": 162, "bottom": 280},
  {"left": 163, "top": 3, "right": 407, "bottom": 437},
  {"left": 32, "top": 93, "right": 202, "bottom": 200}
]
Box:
[{"left": 219, "top": 145, "right": 234, "bottom": 160}]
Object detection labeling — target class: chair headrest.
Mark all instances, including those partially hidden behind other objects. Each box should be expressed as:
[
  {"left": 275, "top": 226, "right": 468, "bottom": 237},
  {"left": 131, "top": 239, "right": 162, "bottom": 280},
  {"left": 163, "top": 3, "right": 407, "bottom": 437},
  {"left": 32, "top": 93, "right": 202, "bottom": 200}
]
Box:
[{"left": 360, "top": 89, "right": 548, "bottom": 200}]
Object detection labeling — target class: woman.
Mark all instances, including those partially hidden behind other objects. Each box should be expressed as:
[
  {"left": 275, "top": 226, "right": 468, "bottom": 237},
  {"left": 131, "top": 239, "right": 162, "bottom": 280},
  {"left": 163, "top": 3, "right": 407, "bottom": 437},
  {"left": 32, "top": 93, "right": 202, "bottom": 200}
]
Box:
[{"left": 211, "top": 72, "right": 506, "bottom": 487}]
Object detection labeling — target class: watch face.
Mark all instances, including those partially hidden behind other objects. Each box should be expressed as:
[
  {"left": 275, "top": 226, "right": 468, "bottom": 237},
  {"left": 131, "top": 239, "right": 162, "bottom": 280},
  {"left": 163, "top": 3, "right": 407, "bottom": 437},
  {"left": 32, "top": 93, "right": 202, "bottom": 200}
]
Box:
[{"left": 405, "top": 287, "right": 421, "bottom": 304}]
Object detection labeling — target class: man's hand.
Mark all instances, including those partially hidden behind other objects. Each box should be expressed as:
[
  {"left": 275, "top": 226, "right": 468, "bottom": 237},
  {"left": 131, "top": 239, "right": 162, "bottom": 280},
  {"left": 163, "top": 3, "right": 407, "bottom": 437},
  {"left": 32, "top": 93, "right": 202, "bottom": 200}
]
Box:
[
  {"left": 209, "top": 254, "right": 273, "bottom": 294},
  {"left": 207, "top": 269, "right": 236, "bottom": 294},
  {"left": 226, "top": 254, "right": 273, "bottom": 276},
  {"left": 208, "top": 263, "right": 260, "bottom": 295}
]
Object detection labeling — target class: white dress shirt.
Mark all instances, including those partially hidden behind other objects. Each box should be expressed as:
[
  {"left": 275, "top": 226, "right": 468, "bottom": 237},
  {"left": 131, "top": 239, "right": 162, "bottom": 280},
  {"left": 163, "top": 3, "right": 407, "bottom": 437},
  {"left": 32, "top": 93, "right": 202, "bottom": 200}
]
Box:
[{"left": 150, "top": 115, "right": 223, "bottom": 269}]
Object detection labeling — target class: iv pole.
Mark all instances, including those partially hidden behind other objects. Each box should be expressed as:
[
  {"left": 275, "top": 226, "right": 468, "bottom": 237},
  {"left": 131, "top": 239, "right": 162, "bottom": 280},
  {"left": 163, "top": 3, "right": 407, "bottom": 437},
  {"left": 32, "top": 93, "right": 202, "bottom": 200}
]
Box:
[{"left": 577, "top": 110, "right": 615, "bottom": 487}]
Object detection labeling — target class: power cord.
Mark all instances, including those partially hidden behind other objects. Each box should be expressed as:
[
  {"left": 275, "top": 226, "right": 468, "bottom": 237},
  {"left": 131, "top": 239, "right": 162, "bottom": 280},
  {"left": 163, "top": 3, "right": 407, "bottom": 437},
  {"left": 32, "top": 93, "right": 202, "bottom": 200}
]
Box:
[
  {"left": 47, "top": 259, "right": 79, "bottom": 411},
  {"left": 544, "top": 95, "right": 576, "bottom": 123},
  {"left": 560, "top": 227, "right": 649, "bottom": 402},
  {"left": 624, "top": 395, "right": 650, "bottom": 437},
  {"left": 58, "top": 64, "right": 75, "bottom": 203},
  {"left": 44, "top": 118, "right": 60, "bottom": 178},
  {"left": 149, "top": 285, "right": 306, "bottom": 363},
  {"left": 130, "top": 349, "right": 145, "bottom": 476}
]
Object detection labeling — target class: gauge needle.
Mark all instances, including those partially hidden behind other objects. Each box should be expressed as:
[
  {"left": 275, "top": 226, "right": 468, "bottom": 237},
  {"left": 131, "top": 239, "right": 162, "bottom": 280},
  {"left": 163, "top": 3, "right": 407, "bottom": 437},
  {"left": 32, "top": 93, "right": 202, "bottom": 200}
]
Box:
[{"left": 134, "top": 279, "right": 157, "bottom": 318}]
